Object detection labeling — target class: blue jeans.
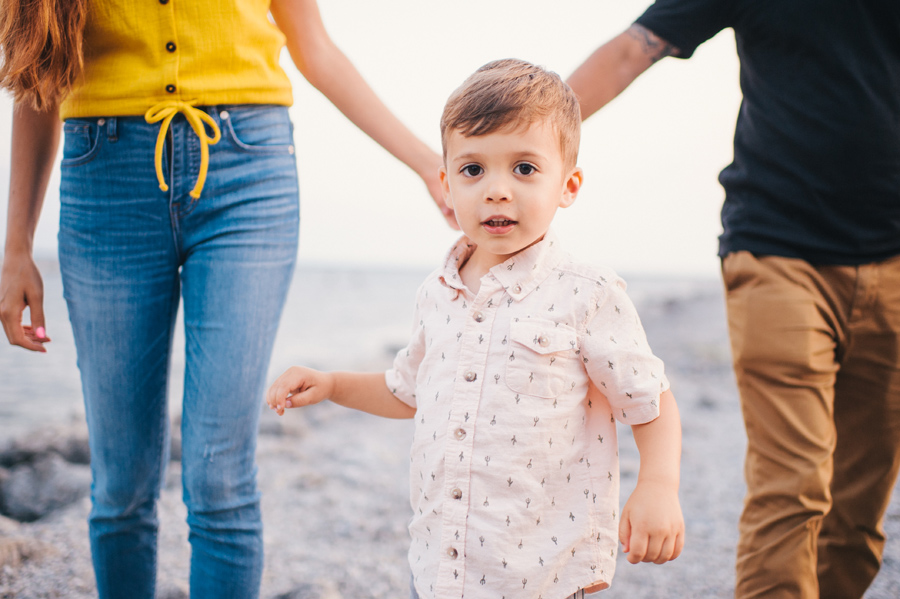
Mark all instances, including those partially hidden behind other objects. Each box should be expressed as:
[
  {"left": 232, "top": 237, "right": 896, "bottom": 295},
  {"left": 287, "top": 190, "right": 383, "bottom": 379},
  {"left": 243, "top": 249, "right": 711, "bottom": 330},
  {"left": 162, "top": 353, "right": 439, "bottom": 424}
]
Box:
[{"left": 58, "top": 105, "right": 299, "bottom": 599}]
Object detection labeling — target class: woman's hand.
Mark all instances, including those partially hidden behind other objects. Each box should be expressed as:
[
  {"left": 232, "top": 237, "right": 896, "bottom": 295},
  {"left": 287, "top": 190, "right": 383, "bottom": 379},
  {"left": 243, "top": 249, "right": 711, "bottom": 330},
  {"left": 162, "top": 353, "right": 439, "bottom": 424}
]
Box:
[{"left": 0, "top": 252, "right": 50, "bottom": 352}]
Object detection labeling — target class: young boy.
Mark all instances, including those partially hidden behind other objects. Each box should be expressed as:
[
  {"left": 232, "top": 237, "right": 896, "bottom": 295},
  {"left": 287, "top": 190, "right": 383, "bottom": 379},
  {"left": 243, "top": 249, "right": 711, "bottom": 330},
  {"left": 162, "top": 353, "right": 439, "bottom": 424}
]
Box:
[{"left": 267, "top": 58, "right": 684, "bottom": 599}]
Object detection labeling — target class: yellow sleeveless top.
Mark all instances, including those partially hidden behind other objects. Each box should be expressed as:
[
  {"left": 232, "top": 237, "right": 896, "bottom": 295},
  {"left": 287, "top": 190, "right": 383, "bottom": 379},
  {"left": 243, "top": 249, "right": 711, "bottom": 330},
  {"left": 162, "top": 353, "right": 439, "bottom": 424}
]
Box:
[{"left": 59, "top": 0, "right": 293, "bottom": 120}]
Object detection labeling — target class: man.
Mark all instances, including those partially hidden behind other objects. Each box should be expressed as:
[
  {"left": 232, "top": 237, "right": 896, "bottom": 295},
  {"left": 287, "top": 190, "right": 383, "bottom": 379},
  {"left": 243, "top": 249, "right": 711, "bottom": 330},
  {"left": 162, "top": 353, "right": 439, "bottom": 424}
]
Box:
[{"left": 566, "top": 1, "right": 900, "bottom": 598}]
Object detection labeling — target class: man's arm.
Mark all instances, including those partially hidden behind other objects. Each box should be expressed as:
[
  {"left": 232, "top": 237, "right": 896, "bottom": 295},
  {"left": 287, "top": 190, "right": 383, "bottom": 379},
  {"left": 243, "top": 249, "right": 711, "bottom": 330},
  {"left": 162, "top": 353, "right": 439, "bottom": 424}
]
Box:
[{"left": 567, "top": 24, "right": 680, "bottom": 120}]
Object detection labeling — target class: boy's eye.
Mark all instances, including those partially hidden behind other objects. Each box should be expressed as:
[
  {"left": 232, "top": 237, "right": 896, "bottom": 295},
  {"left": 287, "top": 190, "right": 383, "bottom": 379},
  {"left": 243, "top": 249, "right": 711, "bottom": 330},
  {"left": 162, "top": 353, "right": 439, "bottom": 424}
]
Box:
[
  {"left": 514, "top": 163, "right": 536, "bottom": 176},
  {"left": 461, "top": 164, "right": 483, "bottom": 177}
]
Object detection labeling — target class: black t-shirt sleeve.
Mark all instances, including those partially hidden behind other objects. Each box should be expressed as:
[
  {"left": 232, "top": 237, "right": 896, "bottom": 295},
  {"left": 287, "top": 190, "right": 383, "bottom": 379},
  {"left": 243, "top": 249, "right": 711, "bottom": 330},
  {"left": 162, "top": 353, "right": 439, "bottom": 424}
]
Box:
[{"left": 635, "top": 0, "right": 734, "bottom": 59}]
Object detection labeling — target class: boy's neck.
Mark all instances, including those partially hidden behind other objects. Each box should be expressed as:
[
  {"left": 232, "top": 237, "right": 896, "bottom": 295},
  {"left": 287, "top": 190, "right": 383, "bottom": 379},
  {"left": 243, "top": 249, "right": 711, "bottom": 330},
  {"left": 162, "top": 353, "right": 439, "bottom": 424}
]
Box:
[{"left": 459, "top": 247, "right": 517, "bottom": 294}]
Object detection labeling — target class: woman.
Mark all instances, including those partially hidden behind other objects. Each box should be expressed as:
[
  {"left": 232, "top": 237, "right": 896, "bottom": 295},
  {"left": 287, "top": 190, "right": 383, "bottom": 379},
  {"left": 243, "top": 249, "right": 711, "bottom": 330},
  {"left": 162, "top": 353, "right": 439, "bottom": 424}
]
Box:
[{"left": 0, "top": 1, "right": 453, "bottom": 597}]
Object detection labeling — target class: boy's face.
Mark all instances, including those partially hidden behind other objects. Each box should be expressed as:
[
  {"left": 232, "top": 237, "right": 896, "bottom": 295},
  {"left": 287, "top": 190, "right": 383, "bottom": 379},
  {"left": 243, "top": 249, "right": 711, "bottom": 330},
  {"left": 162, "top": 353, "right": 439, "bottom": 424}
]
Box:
[{"left": 440, "top": 120, "right": 582, "bottom": 270}]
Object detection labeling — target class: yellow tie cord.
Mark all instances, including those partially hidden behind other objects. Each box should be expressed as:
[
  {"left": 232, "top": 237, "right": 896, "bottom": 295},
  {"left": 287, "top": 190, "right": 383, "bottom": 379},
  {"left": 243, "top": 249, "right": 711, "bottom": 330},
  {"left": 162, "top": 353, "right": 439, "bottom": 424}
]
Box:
[{"left": 144, "top": 101, "right": 222, "bottom": 199}]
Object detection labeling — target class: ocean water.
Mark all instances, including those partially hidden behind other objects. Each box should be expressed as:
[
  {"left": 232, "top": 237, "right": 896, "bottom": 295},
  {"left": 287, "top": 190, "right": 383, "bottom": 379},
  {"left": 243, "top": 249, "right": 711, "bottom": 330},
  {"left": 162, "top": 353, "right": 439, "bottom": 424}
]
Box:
[{"left": 0, "top": 261, "right": 716, "bottom": 443}]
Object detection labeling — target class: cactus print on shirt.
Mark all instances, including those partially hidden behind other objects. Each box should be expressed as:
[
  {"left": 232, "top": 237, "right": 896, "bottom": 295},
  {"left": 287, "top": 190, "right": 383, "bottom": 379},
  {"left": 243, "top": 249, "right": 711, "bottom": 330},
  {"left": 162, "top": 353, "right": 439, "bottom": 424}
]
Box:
[{"left": 386, "top": 230, "right": 669, "bottom": 599}]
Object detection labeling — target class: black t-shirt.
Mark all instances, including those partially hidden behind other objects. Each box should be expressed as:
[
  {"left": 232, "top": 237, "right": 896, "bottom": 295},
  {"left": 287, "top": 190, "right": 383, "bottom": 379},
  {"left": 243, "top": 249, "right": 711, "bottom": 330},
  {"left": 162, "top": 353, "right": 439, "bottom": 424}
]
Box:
[{"left": 636, "top": 0, "right": 900, "bottom": 264}]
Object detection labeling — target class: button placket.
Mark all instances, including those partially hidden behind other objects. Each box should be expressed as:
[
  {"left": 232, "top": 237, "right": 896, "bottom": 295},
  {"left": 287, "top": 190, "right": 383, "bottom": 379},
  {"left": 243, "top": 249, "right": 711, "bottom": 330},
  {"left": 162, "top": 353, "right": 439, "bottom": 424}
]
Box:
[{"left": 438, "top": 290, "right": 498, "bottom": 592}]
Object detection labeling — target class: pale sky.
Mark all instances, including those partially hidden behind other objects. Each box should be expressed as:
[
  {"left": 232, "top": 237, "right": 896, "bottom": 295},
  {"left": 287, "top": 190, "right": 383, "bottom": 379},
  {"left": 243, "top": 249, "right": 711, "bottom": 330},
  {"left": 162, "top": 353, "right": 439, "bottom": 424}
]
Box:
[{"left": 0, "top": 1, "right": 741, "bottom": 278}]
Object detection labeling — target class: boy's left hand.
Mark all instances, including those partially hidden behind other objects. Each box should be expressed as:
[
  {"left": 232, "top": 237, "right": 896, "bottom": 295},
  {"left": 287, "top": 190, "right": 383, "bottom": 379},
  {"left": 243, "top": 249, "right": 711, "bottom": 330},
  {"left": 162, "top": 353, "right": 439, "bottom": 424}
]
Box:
[{"left": 619, "top": 479, "right": 684, "bottom": 564}]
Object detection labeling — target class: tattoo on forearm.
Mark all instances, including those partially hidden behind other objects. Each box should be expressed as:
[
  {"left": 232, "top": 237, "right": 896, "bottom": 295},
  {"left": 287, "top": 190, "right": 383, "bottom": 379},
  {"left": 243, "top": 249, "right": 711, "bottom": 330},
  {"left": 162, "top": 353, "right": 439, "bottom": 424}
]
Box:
[{"left": 627, "top": 23, "right": 679, "bottom": 62}]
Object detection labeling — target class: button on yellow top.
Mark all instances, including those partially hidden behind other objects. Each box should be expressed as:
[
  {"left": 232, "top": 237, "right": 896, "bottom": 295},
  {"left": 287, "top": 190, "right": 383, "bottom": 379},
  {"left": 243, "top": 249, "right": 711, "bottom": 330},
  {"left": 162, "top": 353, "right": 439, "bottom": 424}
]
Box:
[{"left": 60, "top": 0, "right": 292, "bottom": 119}]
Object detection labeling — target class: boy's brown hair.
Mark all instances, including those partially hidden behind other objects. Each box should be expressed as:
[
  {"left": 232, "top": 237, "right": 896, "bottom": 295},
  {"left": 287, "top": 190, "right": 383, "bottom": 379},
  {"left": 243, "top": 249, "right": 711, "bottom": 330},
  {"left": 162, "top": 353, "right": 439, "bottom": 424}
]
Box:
[{"left": 440, "top": 58, "right": 582, "bottom": 168}]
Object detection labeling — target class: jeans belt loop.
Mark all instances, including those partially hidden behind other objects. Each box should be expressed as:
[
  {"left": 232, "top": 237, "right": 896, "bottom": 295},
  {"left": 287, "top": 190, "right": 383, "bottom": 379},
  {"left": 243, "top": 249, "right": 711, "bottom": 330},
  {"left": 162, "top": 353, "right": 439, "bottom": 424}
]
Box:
[{"left": 106, "top": 117, "right": 118, "bottom": 143}]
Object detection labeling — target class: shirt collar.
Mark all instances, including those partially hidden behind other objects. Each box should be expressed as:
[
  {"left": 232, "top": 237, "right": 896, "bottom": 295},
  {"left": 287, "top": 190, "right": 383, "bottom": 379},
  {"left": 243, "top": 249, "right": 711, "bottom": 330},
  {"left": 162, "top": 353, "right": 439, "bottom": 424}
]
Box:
[{"left": 438, "top": 229, "right": 565, "bottom": 301}]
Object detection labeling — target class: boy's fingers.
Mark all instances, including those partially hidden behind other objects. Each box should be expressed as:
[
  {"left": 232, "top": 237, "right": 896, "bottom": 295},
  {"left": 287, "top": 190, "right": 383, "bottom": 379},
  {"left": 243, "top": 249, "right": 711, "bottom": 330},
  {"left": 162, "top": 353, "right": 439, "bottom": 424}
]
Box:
[
  {"left": 645, "top": 534, "right": 667, "bottom": 564},
  {"left": 618, "top": 517, "right": 631, "bottom": 554},
  {"left": 658, "top": 534, "right": 679, "bottom": 564},
  {"left": 672, "top": 531, "right": 685, "bottom": 561}
]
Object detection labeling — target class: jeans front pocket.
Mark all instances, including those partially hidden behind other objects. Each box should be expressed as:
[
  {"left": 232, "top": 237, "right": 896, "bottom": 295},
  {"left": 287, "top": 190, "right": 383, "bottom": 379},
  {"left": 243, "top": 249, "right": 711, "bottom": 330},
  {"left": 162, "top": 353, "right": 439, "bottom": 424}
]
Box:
[
  {"left": 505, "top": 318, "right": 578, "bottom": 398},
  {"left": 61, "top": 119, "right": 103, "bottom": 166},
  {"left": 220, "top": 105, "right": 294, "bottom": 154}
]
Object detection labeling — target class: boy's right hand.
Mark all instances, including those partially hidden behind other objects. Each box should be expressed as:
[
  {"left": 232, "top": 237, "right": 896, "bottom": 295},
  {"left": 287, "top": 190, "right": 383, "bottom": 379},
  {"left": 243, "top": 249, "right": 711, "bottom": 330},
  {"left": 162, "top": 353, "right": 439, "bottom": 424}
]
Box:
[{"left": 266, "top": 366, "right": 334, "bottom": 415}]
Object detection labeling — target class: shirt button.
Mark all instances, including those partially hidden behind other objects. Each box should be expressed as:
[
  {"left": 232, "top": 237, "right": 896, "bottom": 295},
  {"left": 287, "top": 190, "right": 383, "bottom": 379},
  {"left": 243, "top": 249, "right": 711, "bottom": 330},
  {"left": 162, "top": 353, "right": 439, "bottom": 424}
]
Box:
[
  {"left": 538, "top": 335, "right": 550, "bottom": 348},
  {"left": 451, "top": 488, "right": 463, "bottom": 500},
  {"left": 159, "top": 0, "right": 169, "bottom": 4},
  {"left": 165, "top": 84, "right": 176, "bottom": 93},
  {"left": 513, "top": 284, "right": 522, "bottom": 294},
  {"left": 447, "top": 547, "right": 458, "bottom": 559},
  {"left": 455, "top": 428, "right": 466, "bottom": 440},
  {"left": 473, "top": 311, "right": 484, "bottom": 322},
  {"left": 166, "top": 41, "right": 176, "bottom": 53},
  {"left": 464, "top": 371, "right": 477, "bottom": 382}
]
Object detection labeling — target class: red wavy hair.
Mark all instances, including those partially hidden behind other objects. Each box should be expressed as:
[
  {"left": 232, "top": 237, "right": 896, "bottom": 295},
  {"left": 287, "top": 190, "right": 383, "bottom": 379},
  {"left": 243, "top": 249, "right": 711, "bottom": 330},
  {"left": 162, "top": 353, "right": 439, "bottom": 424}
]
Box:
[{"left": 0, "top": 0, "right": 87, "bottom": 110}]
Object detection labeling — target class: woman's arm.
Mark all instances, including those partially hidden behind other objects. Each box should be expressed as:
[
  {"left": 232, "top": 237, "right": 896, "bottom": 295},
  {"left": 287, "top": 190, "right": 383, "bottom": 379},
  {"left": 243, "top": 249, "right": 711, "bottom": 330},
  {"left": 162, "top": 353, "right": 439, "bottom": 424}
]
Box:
[
  {"left": 269, "top": 0, "right": 456, "bottom": 228},
  {"left": 0, "top": 101, "right": 61, "bottom": 352}
]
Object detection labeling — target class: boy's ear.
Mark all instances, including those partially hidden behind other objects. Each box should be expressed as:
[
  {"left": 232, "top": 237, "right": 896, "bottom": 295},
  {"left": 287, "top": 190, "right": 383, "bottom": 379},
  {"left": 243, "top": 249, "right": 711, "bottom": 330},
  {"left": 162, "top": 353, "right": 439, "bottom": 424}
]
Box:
[
  {"left": 559, "top": 167, "right": 583, "bottom": 208},
  {"left": 439, "top": 165, "right": 453, "bottom": 209}
]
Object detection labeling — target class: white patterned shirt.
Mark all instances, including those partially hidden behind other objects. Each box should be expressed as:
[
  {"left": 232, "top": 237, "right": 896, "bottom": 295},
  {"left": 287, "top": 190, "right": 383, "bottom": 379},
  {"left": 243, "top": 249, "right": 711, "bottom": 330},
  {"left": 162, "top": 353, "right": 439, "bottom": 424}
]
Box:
[{"left": 385, "top": 230, "right": 669, "bottom": 599}]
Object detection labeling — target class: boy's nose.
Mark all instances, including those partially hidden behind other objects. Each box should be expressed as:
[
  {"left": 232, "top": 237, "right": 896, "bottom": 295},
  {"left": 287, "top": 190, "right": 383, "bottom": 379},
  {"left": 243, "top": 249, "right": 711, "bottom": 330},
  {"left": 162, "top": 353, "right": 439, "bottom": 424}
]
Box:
[{"left": 485, "top": 176, "right": 512, "bottom": 202}]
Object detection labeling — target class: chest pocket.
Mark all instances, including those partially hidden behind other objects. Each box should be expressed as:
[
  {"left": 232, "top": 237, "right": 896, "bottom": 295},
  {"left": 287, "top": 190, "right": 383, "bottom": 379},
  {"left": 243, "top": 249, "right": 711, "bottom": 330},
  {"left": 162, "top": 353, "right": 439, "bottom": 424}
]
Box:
[{"left": 505, "top": 318, "right": 578, "bottom": 398}]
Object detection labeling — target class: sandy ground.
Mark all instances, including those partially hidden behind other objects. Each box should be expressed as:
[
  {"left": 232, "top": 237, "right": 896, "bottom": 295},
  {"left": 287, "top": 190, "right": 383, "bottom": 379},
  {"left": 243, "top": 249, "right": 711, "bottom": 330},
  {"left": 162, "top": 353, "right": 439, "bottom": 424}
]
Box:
[{"left": 2, "top": 277, "right": 899, "bottom": 598}]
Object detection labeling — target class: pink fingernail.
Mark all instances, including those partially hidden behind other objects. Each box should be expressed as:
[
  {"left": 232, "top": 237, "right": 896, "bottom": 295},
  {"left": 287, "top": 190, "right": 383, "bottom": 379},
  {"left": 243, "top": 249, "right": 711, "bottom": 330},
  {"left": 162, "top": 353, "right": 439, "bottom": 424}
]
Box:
[{"left": 36, "top": 327, "right": 46, "bottom": 339}]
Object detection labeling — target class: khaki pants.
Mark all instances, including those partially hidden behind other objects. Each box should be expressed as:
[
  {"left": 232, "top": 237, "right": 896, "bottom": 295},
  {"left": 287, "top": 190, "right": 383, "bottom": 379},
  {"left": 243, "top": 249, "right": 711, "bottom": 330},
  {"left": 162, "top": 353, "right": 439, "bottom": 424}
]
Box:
[{"left": 723, "top": 251, "right": 900, "bottom": 599}]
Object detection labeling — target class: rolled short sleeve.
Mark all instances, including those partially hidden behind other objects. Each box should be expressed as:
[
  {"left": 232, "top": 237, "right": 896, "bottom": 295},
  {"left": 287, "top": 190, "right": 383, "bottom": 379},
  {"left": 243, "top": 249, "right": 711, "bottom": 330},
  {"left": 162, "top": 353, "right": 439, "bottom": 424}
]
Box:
[
  {"left": 635, "top": 0, "right": 734, "bottom": 59},
  {"left": 581, "top": 278, "right": 669, "bottom": 425},
  {"left": 385, "top": 286, "right": 428, "bottom": 408}
]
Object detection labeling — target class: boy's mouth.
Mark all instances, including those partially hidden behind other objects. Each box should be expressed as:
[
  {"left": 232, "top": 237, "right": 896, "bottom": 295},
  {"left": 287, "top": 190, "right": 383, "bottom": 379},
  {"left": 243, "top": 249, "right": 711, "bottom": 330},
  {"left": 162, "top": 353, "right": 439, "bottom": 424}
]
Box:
[
  {"left": 482, "top": 218, "right": 517, "bottom": 227},
  {"left": 481, "top": 218, "right": 518, "bottom": 235}
]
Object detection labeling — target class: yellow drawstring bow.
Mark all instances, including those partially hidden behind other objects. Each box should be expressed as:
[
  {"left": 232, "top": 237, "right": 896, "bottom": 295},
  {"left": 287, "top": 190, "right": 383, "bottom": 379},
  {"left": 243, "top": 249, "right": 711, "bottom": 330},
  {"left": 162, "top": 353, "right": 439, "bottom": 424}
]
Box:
[{"left": 144, "top": 101, "right": 222, "bottom": 199}]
